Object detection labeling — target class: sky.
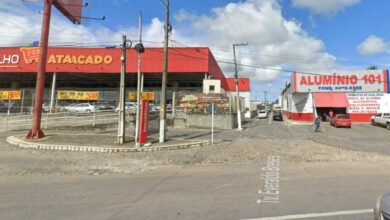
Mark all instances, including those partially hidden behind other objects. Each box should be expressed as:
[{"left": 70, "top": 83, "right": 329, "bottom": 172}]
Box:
[{"left": 1, "top": 0, "right": 390, "bottom": 101}]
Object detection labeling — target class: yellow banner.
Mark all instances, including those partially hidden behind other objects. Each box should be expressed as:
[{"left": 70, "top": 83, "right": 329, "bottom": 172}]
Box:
[
  {"left": 0, "top": 90, "right": 21, "bottom": 100},
  {"left": 128, "top": 92, "right": 156, "bottom": 101},
  {"left": 57, "top": 90, "right": 99, "bottom": 101}
]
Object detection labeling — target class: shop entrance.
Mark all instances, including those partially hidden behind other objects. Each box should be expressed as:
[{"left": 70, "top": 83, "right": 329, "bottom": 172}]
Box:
[{"left": 316, "top": 107, "right": 347, "bottom": 121}]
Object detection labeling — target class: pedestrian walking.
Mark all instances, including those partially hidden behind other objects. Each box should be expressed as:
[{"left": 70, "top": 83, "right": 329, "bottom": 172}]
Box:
[{"left": 329, "top": 110, "right": 334, "bottom": 119}]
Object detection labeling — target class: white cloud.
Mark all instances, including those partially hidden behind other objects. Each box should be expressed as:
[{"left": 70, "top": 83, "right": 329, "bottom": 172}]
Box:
[
  {"left": 292, "top": 0, "right": 360, "bottom": 15},
  {"left": 1, "top": 0, "right": 337, "bottom": 85},
  {"left": 0, "top": 0, "right": 167, "bottom": 47},
  {"left": 173, "top": 0, "right": 337, "bottom": 82},
  {"left": 357, "top": 35, "right": 388, "bottom": 56}
]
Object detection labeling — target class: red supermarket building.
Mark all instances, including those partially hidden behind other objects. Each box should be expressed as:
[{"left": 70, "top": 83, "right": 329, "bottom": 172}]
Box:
[
  {"left": 0, "top": 46, "right": 236, "bottom": 103},
  {"left": 281, "top": 70, "right": 390, "bottom": 122}
]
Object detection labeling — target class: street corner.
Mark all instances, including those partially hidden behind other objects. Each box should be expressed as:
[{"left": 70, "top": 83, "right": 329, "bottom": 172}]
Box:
[{"left": 5, "top": 132, "right": 210, "bottom": 154}]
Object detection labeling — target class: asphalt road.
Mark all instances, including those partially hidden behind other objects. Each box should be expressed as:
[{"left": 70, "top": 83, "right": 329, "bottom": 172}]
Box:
[
  {"left": 0, "top": 161, "right": 388, "bottom": 220},
  {"left": 0, "top": 118, "right": 389, "bottom": 220}
]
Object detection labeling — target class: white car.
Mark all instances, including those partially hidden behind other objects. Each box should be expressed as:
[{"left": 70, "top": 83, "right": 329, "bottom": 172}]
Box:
[
  {"left": 65, "top": 103, "right": 97, "bottom": 113},
  {"left": 258, "top": 110, "right": 268, "bottom": 118},
  {"left": 115, "top": 102, "right": 137, "bottom": 114},
  {"left": 371, "top": 113, "right": 390, "bottom": 130}
]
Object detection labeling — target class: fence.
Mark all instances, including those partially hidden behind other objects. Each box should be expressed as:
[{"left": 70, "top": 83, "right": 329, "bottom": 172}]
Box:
[{"left": 0, "top": 110, "right": 119, "bottom": 132}]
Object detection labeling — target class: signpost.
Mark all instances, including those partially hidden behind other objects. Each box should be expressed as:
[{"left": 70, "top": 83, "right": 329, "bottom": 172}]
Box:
[
  {"left": 138, "top": 100, "right": 149, "bottom": 144},
  {"left": 27, "top": 0, "right": 83, "bottom": 139}
]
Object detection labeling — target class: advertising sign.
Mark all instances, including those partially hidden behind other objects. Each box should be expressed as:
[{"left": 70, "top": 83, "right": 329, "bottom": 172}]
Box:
[
  {"left": 138, "top": 100, "right": 149, "bottom": 144},
  {"left": 53, "top": 0, "right": 83, "bottom": 24},
  {"left": 292, "top": 70, "right": 388, "bottom": 93},
  {"left": 347, "top": 93, "right": 390, "bottom": 114},
  {"left": 0, "top": 91, "right": 21, "bottom": 100},
  {"left": 128, "top": 92, "right": 155, "bottom": 101},
  {"left": 178, "top": 93, "right": 229, "bottom": 110},
  {"left": 57, "top": 90, "right": 99, "bottom": 100}
]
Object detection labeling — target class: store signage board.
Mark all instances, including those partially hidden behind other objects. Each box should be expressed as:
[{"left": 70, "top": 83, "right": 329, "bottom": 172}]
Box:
[
  {"left": 53, "top": 0, "right": 83, "bottom": 24},
  {"left": 292, "top": 70, "right": 389, "bottom": 93}
]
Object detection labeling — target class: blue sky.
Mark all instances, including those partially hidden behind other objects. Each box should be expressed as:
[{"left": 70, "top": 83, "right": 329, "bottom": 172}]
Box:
[{"left": 1, "top": 0, "right": 390, "bottom": 101}]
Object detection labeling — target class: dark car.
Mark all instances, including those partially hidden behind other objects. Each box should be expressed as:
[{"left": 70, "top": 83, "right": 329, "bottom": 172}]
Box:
[
  {"left": 96, "top": 102, "right": 115, "bottom": 112},
  {"left": 375, "top": 192, "right": 390, "bottom": 220},
  {"left": 273, "top": 111, "right": 283, "bottom": 121},
  {"left": 330, "top": 114, "right": 352, "bottom": 128}
]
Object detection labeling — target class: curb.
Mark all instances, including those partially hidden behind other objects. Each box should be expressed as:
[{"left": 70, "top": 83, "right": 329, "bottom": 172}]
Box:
[{"left": 6, "top": 136, "right": 209, "bottom": 153}]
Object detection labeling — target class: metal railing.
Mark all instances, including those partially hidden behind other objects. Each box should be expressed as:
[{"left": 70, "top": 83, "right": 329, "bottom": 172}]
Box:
[{"left": 0, "top": 110, "right": 121, "bottom": 132}]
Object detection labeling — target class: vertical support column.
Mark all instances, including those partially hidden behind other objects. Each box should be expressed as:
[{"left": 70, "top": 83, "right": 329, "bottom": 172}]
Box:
[
  {"left": 117, "top": 35, "right": 127, "bottom": 144},
  {"left": 49, "top": 72, "right": 56, "bottom": 113},
  {"left": 20, "top": 89, "right": 25, "bottom": 114},
  {"left": 159, "top": 0, "right": 169, "bottom": 143},
  {"left": 26, "top": 0, "right": 52, "bottom": 139}
]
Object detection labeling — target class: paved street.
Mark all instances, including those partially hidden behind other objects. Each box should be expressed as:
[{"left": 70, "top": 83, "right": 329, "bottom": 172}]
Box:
[{"left": 0, "top": 118, "right": 389, "bottom": 220}]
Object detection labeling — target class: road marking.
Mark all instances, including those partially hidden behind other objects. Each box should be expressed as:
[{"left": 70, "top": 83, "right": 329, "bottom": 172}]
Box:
[
  {"left": 241, "top": 209, "right": 373, "bottom": 220},
  {"left": 257, "top": 156, "right": 281, "bottom": 204}
]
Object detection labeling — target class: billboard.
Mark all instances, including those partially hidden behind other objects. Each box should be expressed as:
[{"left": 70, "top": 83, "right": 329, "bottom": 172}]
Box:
[
  {"left": 57, "top": 90, "right": 99, "bottom": 100},
  {"left": 292, "top": 70, "right": 388, "bottom": 93},
  {"left": 178, "top": 93, "right": 229, "bottom": 110},
  {"left": 128, "top": 92, "right": 156, "bottom": 101},
  {"left": 53, "top": 0, "right": 83, "bottom": 24},
  {"left": 347, "top": 93, "right": 390, "bottom": 114},
  {"left": 0, "top": 91, "right": 21, "bottom": 100}
]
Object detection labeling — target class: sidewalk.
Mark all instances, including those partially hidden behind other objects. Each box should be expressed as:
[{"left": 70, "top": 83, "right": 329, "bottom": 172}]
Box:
[{"left": 6, "top": 129, "right": 212, "bottom": 153}]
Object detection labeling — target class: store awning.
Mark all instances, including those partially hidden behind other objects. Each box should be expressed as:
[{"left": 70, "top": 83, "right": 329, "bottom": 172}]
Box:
[{"left": 313, "top": 93, "right": 349, "bottom": 108}]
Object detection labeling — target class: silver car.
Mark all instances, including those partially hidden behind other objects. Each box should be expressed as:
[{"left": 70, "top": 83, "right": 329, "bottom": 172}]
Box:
[
  {"left": 375, "top": 192, "right": 390, "bottom": 220},
  {"left": 65, "top": 103, "right": 97, "bottom": 113}
]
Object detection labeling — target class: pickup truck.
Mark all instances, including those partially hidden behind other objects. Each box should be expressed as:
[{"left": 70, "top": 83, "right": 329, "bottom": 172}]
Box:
[{"left": 371, "top": 113, "right": 390, "bottom": 130}]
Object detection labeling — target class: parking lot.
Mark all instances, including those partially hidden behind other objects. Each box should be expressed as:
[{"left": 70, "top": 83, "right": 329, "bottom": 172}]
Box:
[{"left": 284, "top": 120, "right": 390, "bottom": 155}]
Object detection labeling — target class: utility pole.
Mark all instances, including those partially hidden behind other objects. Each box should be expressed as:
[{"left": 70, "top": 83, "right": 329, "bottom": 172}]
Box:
[
  {"left": 135, "top": 11, "right": 144, "bottom": 147},
  {"left": 233, "top": 43, "right": 248, "bottom": 131},
  {"left": 264, "top": 91, "right": 267, "bottom": 111},
  {"left": 117, "top": 35, "right": 128, "bottom": 144},
  {"left": 159, "top": 0, "right": 169, "bottom": 143},
  {"left": 49, "top": 72, "right": 57, "bottom": 114},
  {"left": 26, "top": 0, "right": 52, "bottom": 139}
]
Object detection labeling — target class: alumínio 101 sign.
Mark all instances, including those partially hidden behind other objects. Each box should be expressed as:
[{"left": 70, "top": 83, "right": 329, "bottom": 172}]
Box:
[{"left": 292, "top": 70, "right": 389, "bottom": 93}]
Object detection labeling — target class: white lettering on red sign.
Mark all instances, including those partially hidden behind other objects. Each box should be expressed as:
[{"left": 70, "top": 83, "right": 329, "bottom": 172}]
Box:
[{"left": 0, "top": 54, "right": 20, "bottom": 65}]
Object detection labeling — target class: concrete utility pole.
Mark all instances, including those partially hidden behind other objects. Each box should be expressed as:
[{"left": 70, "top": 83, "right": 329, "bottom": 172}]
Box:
[
  {"left": 117, "top": 35, "right": 127, "bottom": 144},
  {"left": 135, "top": 11, "right": 144, "bottom": 147},
  {"left": 49, "top": 72, "right": 57, "bottom": 114},
  {"left": 233, "top": 43, "right": 248, "bottom": 131},
  {"left": 159, "top": 0, "right": 169, "bottom": 143},
  {"left": 264, "top": 91, "right": 267, "bottom": 111}
]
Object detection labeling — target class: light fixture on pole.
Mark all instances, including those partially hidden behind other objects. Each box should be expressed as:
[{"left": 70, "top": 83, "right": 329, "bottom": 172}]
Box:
[{"left": 233, "top": 43, "right": 248, "bottom": 131}]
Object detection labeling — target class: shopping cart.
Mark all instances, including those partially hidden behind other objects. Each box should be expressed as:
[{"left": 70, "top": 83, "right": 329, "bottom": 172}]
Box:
[{"left": 20, "top": 47, "right": 40, "bottom": 64}]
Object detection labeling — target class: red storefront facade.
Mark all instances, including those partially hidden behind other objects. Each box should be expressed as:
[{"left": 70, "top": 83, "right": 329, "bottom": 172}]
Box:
[{"left": 0, "top": 46, "right": 228, "bottom": 89}]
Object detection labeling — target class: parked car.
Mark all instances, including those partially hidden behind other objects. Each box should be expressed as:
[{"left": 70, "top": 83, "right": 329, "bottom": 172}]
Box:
[
  {"left": 0, "top": 101, "right": 8, "bottom": 113},
  {"left": 374, "top": 192, "right": 390, "bottom": 220},
  {"left": 371, "top": 113, "right": 390, "bottom": 130},
  {"left": 258, "top": 109, "right": 268, "bottom": 118},
  {"left": 273, "top": 111, "right": 283, "bottom": 121},
  {"left": 115, "top": 102, "right": 137, "bottom": 114},
  {"left": 330, "top": 114, "right": 352, "bottom": 128},
  {"left": 95, "top": 102, "right": 115, "bottom": 112},
  {"left": 65, "top": 103, "right": 97, "bottom": 113}
]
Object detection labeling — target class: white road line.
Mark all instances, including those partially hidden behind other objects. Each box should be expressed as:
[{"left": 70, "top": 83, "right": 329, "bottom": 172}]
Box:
[{"left": 241, "top": 209, "right": 373, "bottom": 220}]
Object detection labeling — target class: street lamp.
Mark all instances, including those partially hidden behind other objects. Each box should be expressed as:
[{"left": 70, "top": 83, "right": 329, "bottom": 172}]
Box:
[{"left": 233, "top": 43, "right": 248, "bottom": 131}]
